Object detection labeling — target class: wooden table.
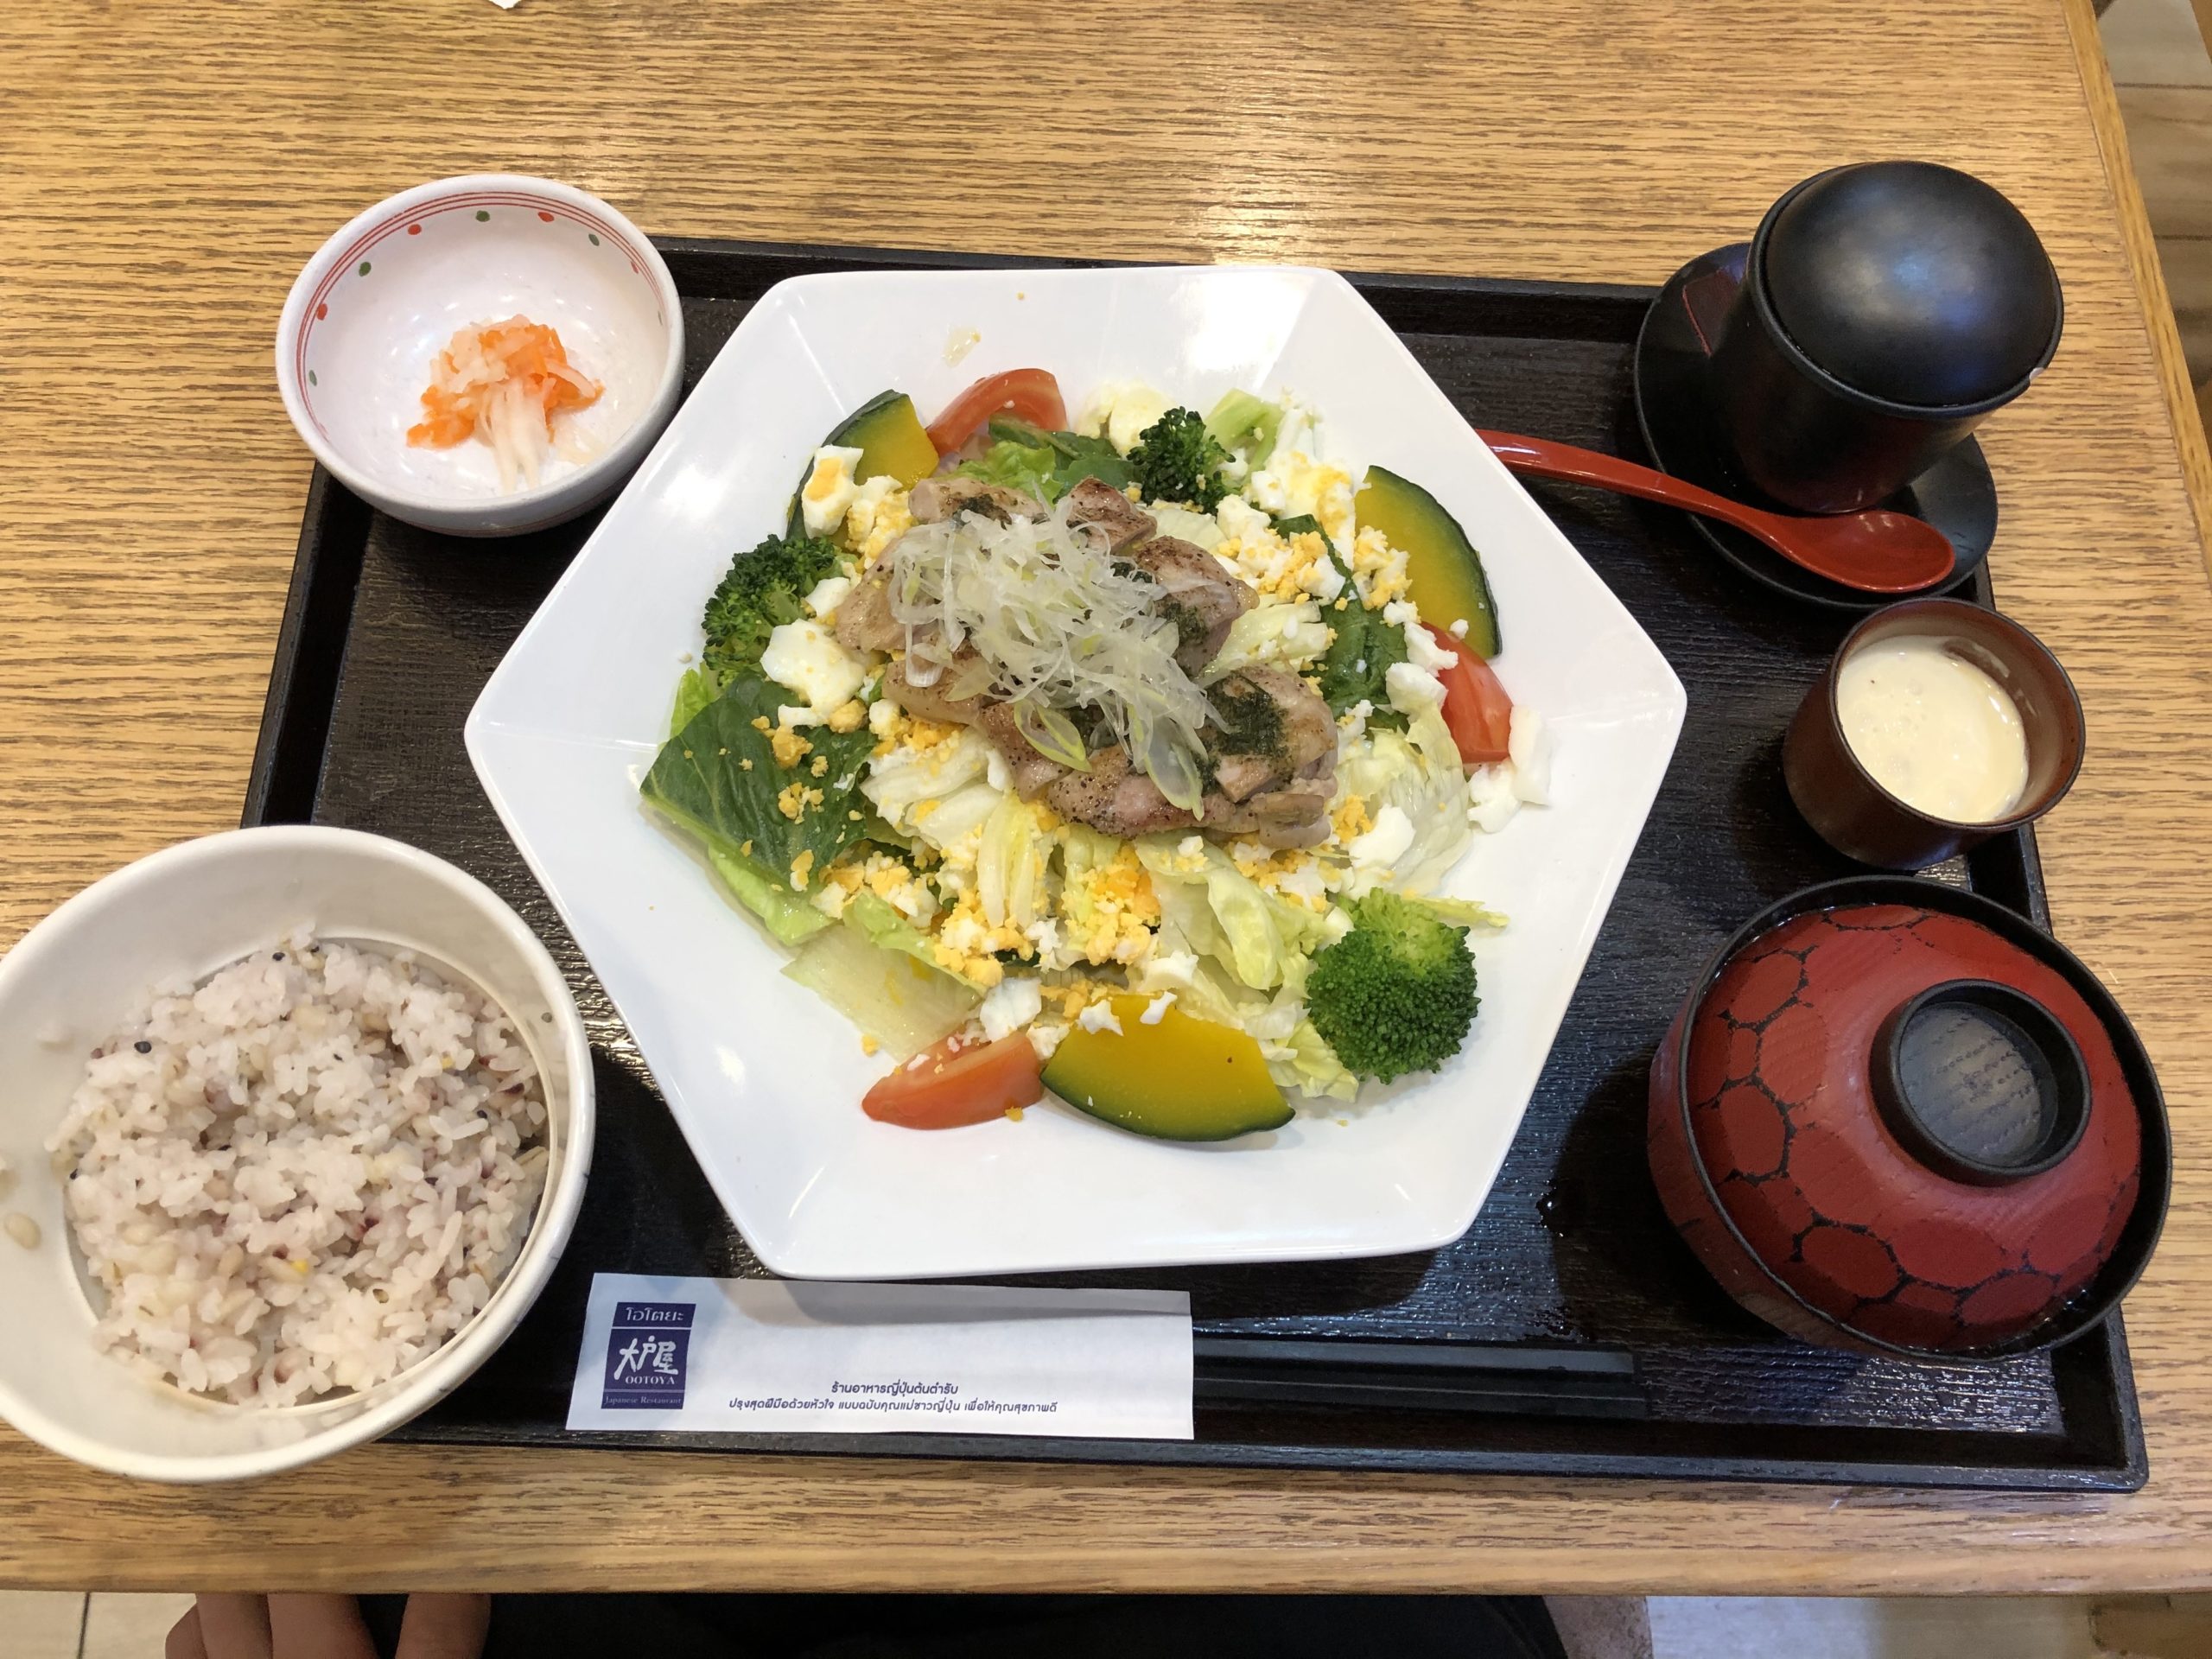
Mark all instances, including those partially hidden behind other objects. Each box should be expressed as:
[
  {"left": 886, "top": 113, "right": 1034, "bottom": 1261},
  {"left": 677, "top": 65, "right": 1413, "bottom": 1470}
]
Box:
[{"left": 4, "top": 0, "right": 2210, "bottom": 1596}]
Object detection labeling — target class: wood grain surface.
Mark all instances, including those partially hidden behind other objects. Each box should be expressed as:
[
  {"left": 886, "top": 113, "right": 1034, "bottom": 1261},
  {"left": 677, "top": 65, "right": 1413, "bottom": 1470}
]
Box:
[{"left": 3, "top": 0, "right": 2211, "bottom": 1595}]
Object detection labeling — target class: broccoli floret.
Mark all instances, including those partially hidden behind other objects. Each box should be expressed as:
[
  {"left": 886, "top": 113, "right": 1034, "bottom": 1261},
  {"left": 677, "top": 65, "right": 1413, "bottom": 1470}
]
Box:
[
  {"left": 1305, "top": 892, "right": 1478, "bottom": 1082},
  {"left": 701, "top": 532, "right": 842, "bottom": 678},
  {"left": 1128, "top": 407, "right": 1230, "bottom": 511}
]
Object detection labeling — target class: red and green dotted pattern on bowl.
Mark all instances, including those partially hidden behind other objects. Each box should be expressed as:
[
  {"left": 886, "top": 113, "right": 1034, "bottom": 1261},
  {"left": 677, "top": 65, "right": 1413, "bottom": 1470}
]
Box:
[
  {"left": 293, "top": 194, "right": 665, "bottom": 415},
  {"left": 1684, "top": 904, "right": 2141, "bottom": 1352}
]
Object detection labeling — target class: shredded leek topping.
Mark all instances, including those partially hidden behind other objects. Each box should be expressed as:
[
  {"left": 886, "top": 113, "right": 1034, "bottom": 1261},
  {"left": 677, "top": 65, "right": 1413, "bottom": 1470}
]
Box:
[{"left": 885, "top": 494, "right": 1214, "bottom": 807}]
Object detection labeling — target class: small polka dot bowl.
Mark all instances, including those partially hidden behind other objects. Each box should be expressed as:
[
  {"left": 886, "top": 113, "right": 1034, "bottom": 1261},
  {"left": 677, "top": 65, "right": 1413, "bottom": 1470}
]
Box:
[
  {"left": 276, "top": 175, "right": 683, "bottom": 537},
  {"left": 1647, "top": 875, "right": 2167, "bottom": 1360}
]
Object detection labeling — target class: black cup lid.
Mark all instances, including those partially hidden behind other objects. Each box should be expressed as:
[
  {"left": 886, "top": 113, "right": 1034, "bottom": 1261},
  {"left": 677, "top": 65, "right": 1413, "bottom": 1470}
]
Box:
[
  {"left": 1870, "top": 979, "right": 2090, "bottom": 1186},
  {"left": 1760, "top": 162, "right": 2063, "bottom": 410}
]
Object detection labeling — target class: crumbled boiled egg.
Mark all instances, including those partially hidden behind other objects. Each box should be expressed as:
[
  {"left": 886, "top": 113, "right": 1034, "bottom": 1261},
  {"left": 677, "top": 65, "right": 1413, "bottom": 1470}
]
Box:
[
  {"left": 1027, "top": 1020, "right": 1069, "bottom": 1062},
  {"left": 800, "top": 445, "right": 864, "bottom": 537},
  {"left": 844, "top": 476, "right": 911, "bottom": 564},
  {"left": 930, "top": 888, "right": 1027, "bottom": 988},
  {"left": 1065, "top": 845, "right": 1162, "bottom": 965},
  {"left": 1135, "top": 950, "right": 1198, "bottom": 993},
  {"left": 1217, "top": 522, "right": 1342, "bottom": 604},
  {"left": 804, "top": 574, "right": 854, "bottom": 621},
  {"left": 1402, "top": 619, "right": 1457, "bottom": 673},
  {"left": 1347, "top": 804, "right": 1416, "bottom": 871},
  {"left": 1509, "top": 704, "right": 1553, "bottom": 805},
  {"left": 761, "top": 619, "right": 871, "bottom": 714},
  {"left": 1271, "top": 394, "right": 1318, "bottom": 461},
  {"left": 768, "top": 724, "right": 812, "bottom": 769},
  {"left": 1332, "top": 792, "right": 1374, "bottom": 842},
  {"left": 1249, "top": 448, "right": 1356, "bottom": 548},
  {"left": 1077, "top": 381, "right": 1172, "bottom": 454},
  {"left": 979, "top": 975, "right": 1044, "bottom": 1041},
  {"left": 1024, "top": 916, "right": 1064, "bottom": 966},
  {"left": 1216, "top": 494, "right": 1273, "bottom": 543},
  {"left": 1384, "top": 659, "right": 1446, "bottom": 716},
  {"left": 1350, "top": 526, "right": 1411, "bottom": 607},
  {"left": 810, "top": 850, "right": 938, "bottom": 925},
  {"left": 1467, "top": 762, "right": 1522, "bottom": 833},
  {"left": 1161, "top": 835, "right": 1209, "bottom": 876},
  {"left": 776, "top": 780, "right": 825, "bottom": 823},
  {"left": 1077, "top": 1001, "right": 1126, "bottom": 1036},
  {"left": 1228, "top": 840, "right": 1330, "bottom": 911},
  {"left": 1140, "top": 992, "right": 1178, "bottom": 1026}
]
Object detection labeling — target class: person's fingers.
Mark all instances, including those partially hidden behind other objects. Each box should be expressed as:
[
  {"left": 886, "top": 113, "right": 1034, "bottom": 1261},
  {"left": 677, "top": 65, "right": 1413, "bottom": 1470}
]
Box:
[
  {"left": 266, "top": 1594, "right": 378, "bottom": 1659},
  {"left": 190, "top": 1594, "right": 274, "bottom": 1659},
  {"left": 394, "top": 1592, "right": 492, "bottom": 1659},
  {"left": 165, "top": 1603, "right": 209, "bottom": 1659}
]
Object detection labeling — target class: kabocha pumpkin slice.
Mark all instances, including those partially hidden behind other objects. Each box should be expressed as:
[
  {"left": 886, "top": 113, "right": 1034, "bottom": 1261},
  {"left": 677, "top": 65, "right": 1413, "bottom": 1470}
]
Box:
[
  {"left": 1354, "top": 466, "right": 1501, "bottom": 658},
  {"left": 785, "top": 391, "right": 940, "bottom": 535},
  {"left": 832, "top": 390, "right": 939, "bottom": 486},
  {"left": 1042, "top": 995, "right": 1291, "bottom": 1141}
]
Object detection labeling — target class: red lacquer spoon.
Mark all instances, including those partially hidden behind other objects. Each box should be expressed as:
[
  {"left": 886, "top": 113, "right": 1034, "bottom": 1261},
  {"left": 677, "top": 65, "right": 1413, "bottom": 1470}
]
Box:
[{"left": 1478, "top": 430, "right": 1956, "bottom": 594}]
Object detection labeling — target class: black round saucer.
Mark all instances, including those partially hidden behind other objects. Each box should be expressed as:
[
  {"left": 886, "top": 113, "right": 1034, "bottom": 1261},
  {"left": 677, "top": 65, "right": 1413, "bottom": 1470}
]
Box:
[{"left": 1632, "top": 244, "right": 1995, "bottom": 612}]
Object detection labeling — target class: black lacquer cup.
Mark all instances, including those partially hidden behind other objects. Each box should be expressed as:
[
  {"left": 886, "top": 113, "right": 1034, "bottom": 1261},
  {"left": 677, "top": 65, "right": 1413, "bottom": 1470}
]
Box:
[
  {"left": 1783, "top": 597, "right": 2085, "bottom": 870},
  {"left": 1710, "top": 162, "right": 2063, "bottom": 514}
]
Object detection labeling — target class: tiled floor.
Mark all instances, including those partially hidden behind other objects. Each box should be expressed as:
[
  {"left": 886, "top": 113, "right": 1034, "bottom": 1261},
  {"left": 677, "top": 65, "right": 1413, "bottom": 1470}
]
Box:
[
  {"left": 0, "top": 1592, "right": 193, "bottom": 1659},
  {"left": 1645, "top": 1596, "right": 2099, "bottom": 1658}
]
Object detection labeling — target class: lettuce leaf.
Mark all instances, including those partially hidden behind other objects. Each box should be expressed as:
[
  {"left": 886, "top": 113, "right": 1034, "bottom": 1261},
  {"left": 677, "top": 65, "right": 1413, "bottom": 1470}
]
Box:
[
  {"left": 1204, "top": 599, "right": 1332, "bottom": 679},
  {"left": 1336, "top": 702, "right": 1472, "bottom": 894},
  {"left": 1148, "top": 503, "right": 1225, "bottom": 550},
  {"left": 642, "top": 674, "right": 876, "bottom": 938},
  {"left": 861, "top": 727, "right": 996, "bottom": 833},
  {"left": 845, "top": 891, "right": 954, "bottom": 972},
  {"left": 1134, "top": 837, "right": 1328, "bottom": 992},
  {"left": 783, "top": 907, "right": 978, "bottom": 1058},
  {"left": 668, "top": 665, "right": 721, "bottom": 738},
  {"left": 1416, "top": 894, "right": 1510, "bottom": 931},
  {"left": 976, "top": 793, "right": 1055, "bottom": 930},
  {"left": 957, "top": 436, "right": 1058, "bottom": 503},
  {"left": 707, "top": 846, "right": 830, "bottom": 944},
  {"left": 957, "top": 417, "right": 1135, "bottom": 502},
  {"left": 1275, "top": 1020, "right": 1360, "bottom": 1102}
]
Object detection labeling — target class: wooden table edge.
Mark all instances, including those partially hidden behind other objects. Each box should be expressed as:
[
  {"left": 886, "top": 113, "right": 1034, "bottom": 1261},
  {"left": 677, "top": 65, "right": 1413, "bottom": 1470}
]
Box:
[
  {"left": 4, "top": 1445, "right": 2210, "bottom": 1597},
  {"left": 2063, "top": 0, "right": 2212, "bottom": 578},
  {"left": 3, "top": 1, "right": 2209, "bottom": 1601}
]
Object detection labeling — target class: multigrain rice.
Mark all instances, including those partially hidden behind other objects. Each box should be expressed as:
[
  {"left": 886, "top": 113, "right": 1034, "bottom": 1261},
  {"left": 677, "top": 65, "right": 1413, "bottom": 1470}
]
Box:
[{"left": 45, "top": 934, "right": 548, "bottom": 1407}]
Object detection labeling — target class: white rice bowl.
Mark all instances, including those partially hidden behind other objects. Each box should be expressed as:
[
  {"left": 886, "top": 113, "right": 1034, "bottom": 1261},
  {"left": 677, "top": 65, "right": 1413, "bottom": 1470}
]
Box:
[{"left": 48, "top": 933, "right": 549, "bottom": 1408}]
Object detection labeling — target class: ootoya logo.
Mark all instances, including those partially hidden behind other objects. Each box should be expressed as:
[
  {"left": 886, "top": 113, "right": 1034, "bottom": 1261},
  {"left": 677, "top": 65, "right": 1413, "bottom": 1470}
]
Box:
[{"left": 601, "top": 1301, "right": 694, "bottom": 1409}]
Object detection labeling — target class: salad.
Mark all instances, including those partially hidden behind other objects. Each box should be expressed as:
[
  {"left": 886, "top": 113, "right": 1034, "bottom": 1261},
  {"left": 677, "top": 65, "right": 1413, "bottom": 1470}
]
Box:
[{"left": 640, "top": 367, "right": 1551, "bottom": 1141}]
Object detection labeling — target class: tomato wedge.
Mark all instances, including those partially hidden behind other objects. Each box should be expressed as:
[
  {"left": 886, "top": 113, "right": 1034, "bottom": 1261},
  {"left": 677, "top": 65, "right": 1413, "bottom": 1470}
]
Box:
[
  {"left": 1426, "top": 623, "right": 1513, "bottom": 765},
  {"left": 924, "top": 369, "right": 1068, "bottom": 454},
  {"left": 861, "top": 1030, "right": 1044, "bottom": 1130}
]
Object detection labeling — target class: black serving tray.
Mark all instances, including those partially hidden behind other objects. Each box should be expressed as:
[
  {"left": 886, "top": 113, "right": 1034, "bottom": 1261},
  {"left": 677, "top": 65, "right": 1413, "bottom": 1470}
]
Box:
[{"left": 246, "top": 240, "right": 2145, "bottom": 1491}]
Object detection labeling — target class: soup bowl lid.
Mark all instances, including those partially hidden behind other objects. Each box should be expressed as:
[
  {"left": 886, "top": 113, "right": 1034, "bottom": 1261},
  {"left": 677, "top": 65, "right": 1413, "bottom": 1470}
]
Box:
[{"left": 1680, "top": 879, "right": 2156, "bottom": 1356}]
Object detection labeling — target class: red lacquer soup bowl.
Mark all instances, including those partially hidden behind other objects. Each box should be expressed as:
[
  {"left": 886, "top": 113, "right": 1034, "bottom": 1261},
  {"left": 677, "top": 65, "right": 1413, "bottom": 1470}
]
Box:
[{"left": 1648, "top": 876, "right": 2168, "bottom": 1358}]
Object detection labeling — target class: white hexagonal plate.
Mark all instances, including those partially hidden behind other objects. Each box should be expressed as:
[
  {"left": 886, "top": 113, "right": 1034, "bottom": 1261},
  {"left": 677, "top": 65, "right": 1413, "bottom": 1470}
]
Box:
[{"left": 467, "top": 265, "right": 1685, "bottom": 1280}]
